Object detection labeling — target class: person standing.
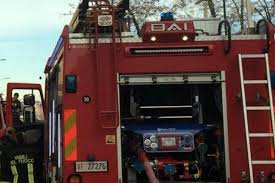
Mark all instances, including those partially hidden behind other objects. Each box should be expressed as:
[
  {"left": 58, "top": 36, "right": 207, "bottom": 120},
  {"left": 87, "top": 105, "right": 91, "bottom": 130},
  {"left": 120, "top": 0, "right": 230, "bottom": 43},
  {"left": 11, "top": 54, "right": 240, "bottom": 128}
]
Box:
[
  {"left": 12, "top": 93, "right": 21, "bottom": 113},
  {"left": 12, "top": 93, "right": 21, "bottom": 125}
]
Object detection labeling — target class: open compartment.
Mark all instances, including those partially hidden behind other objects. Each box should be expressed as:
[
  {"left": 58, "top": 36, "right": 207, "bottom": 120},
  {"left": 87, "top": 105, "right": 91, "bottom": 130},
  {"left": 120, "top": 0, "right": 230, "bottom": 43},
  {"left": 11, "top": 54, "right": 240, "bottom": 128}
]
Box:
[{"left": 118, "top": 73, "right": 227, "bottom": 183}]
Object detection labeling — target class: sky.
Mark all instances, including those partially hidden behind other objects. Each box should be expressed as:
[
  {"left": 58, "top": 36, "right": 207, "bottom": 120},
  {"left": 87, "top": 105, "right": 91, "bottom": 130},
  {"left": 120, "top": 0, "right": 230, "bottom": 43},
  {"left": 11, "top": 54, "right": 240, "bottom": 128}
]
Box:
[{"left": 0, "top": 0, "right": 79, "bottom": 95}]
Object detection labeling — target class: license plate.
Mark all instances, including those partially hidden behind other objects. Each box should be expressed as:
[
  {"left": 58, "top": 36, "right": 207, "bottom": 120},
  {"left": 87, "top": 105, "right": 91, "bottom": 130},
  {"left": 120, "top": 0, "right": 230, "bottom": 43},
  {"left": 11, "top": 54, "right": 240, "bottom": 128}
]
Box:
[{"left": 75, "top": 161, "right": 108, "bottom": 172}]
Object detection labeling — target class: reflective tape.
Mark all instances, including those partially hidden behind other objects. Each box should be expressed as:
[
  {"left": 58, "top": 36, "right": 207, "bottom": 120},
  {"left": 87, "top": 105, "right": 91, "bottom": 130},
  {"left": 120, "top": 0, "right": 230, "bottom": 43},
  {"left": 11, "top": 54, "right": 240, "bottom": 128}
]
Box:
[
  {"left": 27, "top": 163, "right": 34, "bottom": 183},
  {"left": 64, "top": 109, "right": 77, "bottom": 161},
  {"left": 10, "top": 165, "right": 18, "bottom": 183}
]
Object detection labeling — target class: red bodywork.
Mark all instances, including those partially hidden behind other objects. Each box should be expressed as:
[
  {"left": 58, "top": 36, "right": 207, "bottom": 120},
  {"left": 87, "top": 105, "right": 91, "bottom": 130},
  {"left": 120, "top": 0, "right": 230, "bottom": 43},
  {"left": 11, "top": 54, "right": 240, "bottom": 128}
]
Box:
[{"left": 44, "top": 17, "right": 275, "bottom": 182}]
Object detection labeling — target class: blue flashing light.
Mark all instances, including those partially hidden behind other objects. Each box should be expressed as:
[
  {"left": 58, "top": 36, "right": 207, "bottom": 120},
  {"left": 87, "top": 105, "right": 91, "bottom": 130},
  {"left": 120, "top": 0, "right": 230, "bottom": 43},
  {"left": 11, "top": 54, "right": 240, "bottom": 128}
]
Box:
[{"left": 160, "top": 12, "right": 174, "bottom": 21}]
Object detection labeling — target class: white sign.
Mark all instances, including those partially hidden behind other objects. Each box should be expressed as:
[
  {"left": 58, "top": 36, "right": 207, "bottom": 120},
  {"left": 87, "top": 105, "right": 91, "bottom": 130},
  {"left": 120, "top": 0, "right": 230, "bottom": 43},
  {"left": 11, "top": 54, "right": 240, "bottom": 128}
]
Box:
[
  {"left": 151, "top": 23, "right": 188, "bottom": 32},
  {"left": 76, "top": 161, "right": 108, "bottom": 172},
  {"left": 98, "top": 15, "right": 113, "bottom": 26}
]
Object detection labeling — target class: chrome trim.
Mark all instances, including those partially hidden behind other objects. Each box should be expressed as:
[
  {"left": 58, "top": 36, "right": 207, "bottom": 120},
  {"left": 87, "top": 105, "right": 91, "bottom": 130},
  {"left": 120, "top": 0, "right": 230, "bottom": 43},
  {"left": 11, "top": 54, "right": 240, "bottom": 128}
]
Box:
[
  {"left": 119, "top": 73, "right": 223, "bottom": 85},
  {"left": 221, "top": 71, "right": 231, "bottom": 182},
  {"left": 116, "top": 73, "right": 123, "bottom": 183},
  {"left": 69, "top": 34, "right": 266, "bottom": 44}
]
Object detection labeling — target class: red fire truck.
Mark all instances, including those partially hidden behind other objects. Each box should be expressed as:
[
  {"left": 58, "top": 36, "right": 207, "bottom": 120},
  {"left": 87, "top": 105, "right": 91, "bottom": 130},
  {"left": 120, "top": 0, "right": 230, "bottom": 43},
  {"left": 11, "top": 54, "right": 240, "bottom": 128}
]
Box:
[
  {"left": 44, "top": 0, "right": 275, "bottom": 183},
  {"left": 0, "top": 83, "right": 45, "bottom": 182}
]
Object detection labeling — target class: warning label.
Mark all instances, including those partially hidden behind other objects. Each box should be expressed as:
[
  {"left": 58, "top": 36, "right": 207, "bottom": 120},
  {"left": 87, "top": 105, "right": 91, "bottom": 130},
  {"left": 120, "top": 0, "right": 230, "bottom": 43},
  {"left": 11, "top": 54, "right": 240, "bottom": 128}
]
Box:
[{"left": 106, "top": 135, "right": 116, "bottom": 144}]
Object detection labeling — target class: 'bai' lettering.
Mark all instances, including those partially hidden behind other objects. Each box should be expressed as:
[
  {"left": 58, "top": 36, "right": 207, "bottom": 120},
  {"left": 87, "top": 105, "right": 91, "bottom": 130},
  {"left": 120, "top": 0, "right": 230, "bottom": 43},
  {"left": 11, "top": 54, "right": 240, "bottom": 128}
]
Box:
[{"left": 151, "top": 23, "right": 188, "bottom": 32}]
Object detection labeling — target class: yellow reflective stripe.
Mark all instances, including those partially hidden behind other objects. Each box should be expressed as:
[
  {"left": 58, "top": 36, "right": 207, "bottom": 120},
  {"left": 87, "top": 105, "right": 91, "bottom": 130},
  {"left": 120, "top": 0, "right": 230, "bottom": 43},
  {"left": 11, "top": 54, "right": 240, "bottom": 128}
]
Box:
[
  {"left": 64, "top": 109, "right": 77, "bottom": 161},
  {"left": 27, "top": 163, "right": 34, "bottom": 183},
  {"left": 10, "top": 165, "right": 18, "bottom": 183}
]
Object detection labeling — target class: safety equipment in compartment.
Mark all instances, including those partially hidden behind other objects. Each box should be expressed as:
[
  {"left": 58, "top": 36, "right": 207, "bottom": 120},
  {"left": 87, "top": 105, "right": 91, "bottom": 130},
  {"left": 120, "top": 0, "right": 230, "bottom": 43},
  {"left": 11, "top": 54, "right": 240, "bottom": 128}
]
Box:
[{"left": 122, "top": 122, "right": 220, "bottom": 181}]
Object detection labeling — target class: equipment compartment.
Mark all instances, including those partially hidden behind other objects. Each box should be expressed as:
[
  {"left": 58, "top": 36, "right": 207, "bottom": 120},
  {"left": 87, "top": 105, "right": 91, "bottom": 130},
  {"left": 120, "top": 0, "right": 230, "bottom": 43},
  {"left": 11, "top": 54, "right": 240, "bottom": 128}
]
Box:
[{"left": 119, "top": 73, "right": 227, "bottom": 183}]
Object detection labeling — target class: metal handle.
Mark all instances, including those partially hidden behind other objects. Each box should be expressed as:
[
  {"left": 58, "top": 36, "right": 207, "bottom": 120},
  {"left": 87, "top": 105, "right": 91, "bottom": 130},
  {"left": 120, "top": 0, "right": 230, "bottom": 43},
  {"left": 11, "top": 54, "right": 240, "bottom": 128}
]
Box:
[
  {"left": 218, "top": 20, "right": 231, "bottom": 54},
  {"left": 256, "top": 19, "right": 270, "bottom": 53}
]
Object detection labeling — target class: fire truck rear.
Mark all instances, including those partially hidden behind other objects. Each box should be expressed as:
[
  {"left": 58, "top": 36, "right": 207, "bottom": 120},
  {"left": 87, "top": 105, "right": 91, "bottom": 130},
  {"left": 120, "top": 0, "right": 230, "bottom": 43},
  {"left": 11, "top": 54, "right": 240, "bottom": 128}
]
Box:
[{"left": 44, "top": 0, "right": 275, "bottom": 182}]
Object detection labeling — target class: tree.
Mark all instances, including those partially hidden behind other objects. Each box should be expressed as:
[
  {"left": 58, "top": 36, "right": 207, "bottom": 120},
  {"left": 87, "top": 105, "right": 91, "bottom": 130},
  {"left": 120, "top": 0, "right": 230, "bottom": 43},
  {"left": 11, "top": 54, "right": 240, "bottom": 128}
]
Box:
[
  {"left": 230, "top": 0, "right": 245, "bottom": 33},
  {"left": 252, "top": 0, "right": 274, "bottom": 23},
  {"left": 195, "top": 0, "right": 217, "bottom": 17},
  {"left": 67, "top": 0, "right": 275, "bottom": 34}
]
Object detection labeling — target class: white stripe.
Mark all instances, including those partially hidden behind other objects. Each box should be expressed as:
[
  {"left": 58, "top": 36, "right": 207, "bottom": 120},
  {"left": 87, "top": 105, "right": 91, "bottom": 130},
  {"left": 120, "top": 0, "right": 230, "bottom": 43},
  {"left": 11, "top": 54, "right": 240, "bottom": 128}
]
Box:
[
  {"left": 57, "top": 113, "right": 62, "bottom": 168},
  {"left": 52, "top": 100, "right": 55, "bottom": 154},
  {"left": 49, "top": 112, "right": 52, "bottom": 158}
]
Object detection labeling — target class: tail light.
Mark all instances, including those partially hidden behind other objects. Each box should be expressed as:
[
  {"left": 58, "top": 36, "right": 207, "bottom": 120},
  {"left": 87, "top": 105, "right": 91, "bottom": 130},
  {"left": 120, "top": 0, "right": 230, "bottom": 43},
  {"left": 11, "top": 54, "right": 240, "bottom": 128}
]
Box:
[{"left": 68, "top": 174, "right": 82, "bottom": 183}]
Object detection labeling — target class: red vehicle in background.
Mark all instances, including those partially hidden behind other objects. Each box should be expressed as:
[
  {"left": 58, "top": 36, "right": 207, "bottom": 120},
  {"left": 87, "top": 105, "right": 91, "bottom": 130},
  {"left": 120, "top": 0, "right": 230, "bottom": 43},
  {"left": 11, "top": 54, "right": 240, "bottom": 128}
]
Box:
[
  {"left": 0, "top": 83, "right": 45, "bottom": 182},
  {"left": 43, "top": 0, "right": 275, "bottom": 183}
]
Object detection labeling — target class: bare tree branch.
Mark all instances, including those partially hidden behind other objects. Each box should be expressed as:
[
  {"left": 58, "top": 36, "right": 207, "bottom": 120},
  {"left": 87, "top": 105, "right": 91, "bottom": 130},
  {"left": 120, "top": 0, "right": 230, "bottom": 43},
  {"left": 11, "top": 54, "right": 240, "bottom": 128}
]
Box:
[
  {"left": 259, "top": 0, "right": 271, "bottom": 21},
  {"left": 263, "top": 0, "right": 272, "bottom": 20},
  {"left": 255, "top": 7, "right": 267, "bottom": 20},
  {"left": 195, "top": 0, "right": 216, "bottom": 17},
  {"left": 230, "top": 0, "right": 245, "bottom": 33},
  {"left": 231, "top": 0, "right": 241, "bottom": 18}
]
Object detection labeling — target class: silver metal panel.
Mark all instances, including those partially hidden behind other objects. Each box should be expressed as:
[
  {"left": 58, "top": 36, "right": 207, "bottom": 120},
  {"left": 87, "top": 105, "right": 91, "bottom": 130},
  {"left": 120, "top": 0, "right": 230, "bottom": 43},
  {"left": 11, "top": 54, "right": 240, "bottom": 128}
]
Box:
[
  {"left": 196, "top": 35, "right": 266, "bottom": 41},
  {"left": 116, "top": 73, "right": 123, "bottom": 183},
  {"left": 221, "top": 71, "right": 231, "bottom": 183},
  {"left": 69, "top": 32, "right": 135, "bottom": 39},
  {"left": 69, "top": 34, "right": 266, "bottom": 44},
  {"left": 191, "top": 18, "right": 220, "bottom": 35},
  {"left": 69, "top": 37, "right": 141, "bottom": 44},
  {"left": 119, "top": 73, "right": 223, "bottom": 85}
]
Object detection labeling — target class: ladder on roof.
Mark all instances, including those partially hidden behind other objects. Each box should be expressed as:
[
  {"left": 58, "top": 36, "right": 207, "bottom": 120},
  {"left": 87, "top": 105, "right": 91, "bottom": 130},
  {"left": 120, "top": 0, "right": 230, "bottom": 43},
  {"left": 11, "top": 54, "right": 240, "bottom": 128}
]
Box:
[{"left": 238, "top": 53, "right": 275, "bottom": 183}]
